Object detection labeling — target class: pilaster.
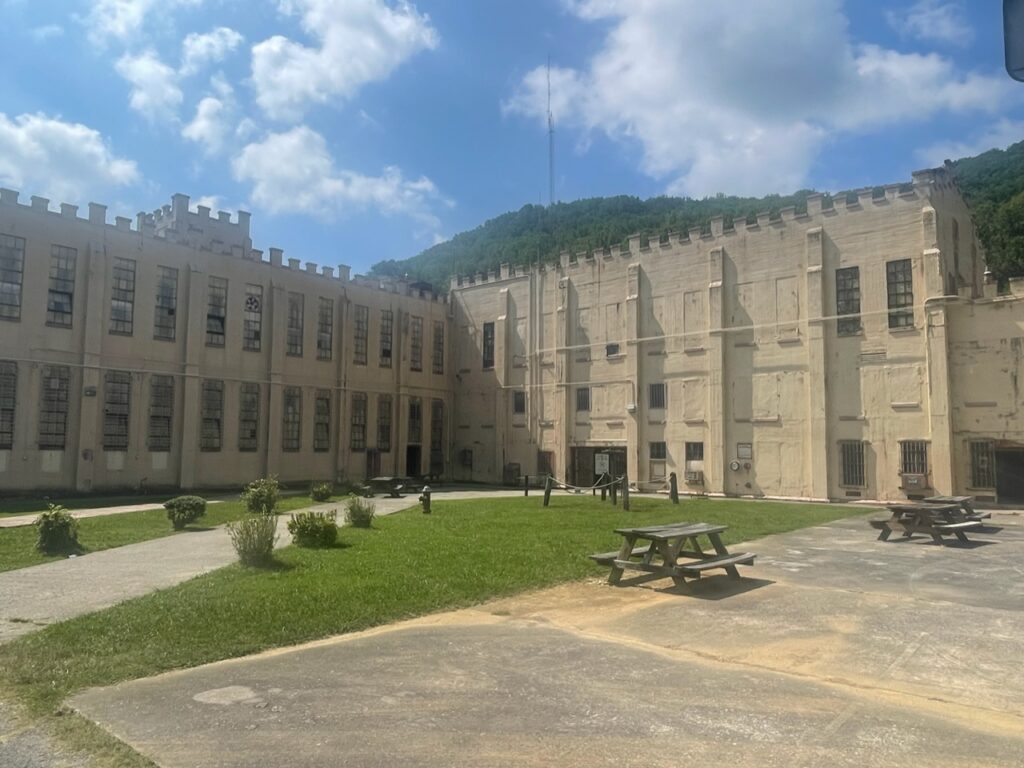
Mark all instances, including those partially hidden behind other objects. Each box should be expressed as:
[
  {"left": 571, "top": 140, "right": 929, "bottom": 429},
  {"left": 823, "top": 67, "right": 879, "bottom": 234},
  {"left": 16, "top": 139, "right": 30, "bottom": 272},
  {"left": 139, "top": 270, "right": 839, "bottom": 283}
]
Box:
[
  {"left": 804, "top": 227, "right": 830, "bottom": 500},
  {"left": 625, "top": 263, "right": 641, "bottom": 483},
  {"left": 178, "top": 264, "right": 205, "bottom": 489},
  {"left": 706, "top": 247, "right": 726, "bottom": 494},
  {"left": 74, "top": 239, "right": 108, "bottom": 492}
]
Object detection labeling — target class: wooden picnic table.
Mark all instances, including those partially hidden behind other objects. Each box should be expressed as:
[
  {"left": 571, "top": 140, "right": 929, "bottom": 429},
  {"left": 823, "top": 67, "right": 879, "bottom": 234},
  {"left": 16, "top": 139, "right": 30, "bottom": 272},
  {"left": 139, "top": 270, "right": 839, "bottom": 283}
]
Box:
[
  {"left": 871, "top": 502, "right": 981, "bottom": 544},
  {"left": 924, "top": 495, "right": 991, "bottom": 521},
  {"left": 362, "top": 476, "right": 411, "bottom": 498},
  {"left": 590, "top": 522, "right": 755, "bottom": 587}
]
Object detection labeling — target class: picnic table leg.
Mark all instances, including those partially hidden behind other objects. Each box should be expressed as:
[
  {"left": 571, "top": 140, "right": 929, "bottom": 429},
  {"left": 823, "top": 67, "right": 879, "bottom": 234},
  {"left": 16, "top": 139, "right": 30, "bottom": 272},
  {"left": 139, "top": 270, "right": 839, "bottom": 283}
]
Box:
[
  {"left": 708, "top": 533, "right": 741, "bottom": 579},
  {"left": 608, "top": 535, "right": 635, "bottom": 586}
]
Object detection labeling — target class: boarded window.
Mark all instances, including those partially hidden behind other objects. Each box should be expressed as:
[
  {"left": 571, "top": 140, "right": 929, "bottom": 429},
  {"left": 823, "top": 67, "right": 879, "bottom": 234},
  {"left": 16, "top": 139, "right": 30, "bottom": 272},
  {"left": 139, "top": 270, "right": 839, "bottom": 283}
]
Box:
[
  {"left": 206, "top": 277, "right": 228, "bottom": 347},
  {"left": 47, "top": 245, "right": 76, "bottom": 327},
  {"left": 353, "top": 305, "right": 369, "bottom": 365},
  {"left": 410, "top": 316, "right": 423, "bottom": 371},
  {"left": 103, "top": 371, "right": 131, "bottom": 450},
  {"left": 38, "top": 366, "right": 69, "bottom": 449},
  {"left": 287, "top": 293, "right": 304, "bottom": 357},
  {"left": 238, "top": 383, "right": 260, "bottom": 452},
  {"left": 887, "top": 259, "right": 914, "bottom": 329},
  {"left": 109, "top": 258, "right": 136, "bottom": 335},
  {"left": 900, "top": 440, "right": 928, "bottom": 475},
  {"left": 836, "top": 266, "right": 861, "bottom": 335},
  {"left": 243, "top": 285, "right": 262, "bottom": 351},
  {"left": 153, "top": 266, "right": 178, "bottom": 341},
  {"left": 148, "top": 375, "right": 174, "bottom": 452},
  {"left": 314, "top": 390, "right": 330, "bottom": 452},
  {"left": 840, "top": 441, "right": 865, "bottom": 487},
  {"left": 0, "top": 361, "right": 15, "bottom": 448},
  {"left": 0, "top": 233, "right": 25, "bottom": 321},
  {"left": 350, "top": 392, "right": 367, "bottom": 451},
  {"left": 282, "top": 387, "right": 301, "bottom": 451},
  {"left": 970, "top": 440, "right": 995, "bottom": 488},
  {"left": 379, "top": 309, "right": 393, "bottom": 367},
  {"left": 482, "top": 322, "right": 495, "bottom": 369},
  {"left": 377, "top": 394, "right": 392, "bottom": 452},
  {"left": 200, "top": 380, "right": 223, "bottom": 452},
  {"left": 317, "top": 297, "right": 333, "bottom": 361}
]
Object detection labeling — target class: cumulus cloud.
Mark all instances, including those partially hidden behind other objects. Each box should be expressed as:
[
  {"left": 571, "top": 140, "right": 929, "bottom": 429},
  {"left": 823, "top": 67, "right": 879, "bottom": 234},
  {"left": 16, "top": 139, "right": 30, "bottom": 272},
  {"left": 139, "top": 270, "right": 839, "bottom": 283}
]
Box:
[
  {"left": 83, "top": 0, "right": 205, "bottom": 46},
  {"left": 115, "top": 50, "right": 183, "bottom": 122},
  {"left": 886, "top": 1, "right": 974, "bottom": 48},
  {"left": 0, "top": 112, "right": 139, "bottom": 202},
  {"left": 504, "top": 0, "right": 1013, "bottom": 197},
  {"left": 917, "top": 119, "right": 1024, "bottom": 166},
  {"left": 182, "top": 96, "right": 231, "bottom": 152},
  {"left": 181, "top": 27, "right": 244, "bottom": 75},
  {"left": 30, "top": 25, "right": 64, "bottom": 41},
  {"left": 251, "top": 0, "right": 438, "bottom": 121}
]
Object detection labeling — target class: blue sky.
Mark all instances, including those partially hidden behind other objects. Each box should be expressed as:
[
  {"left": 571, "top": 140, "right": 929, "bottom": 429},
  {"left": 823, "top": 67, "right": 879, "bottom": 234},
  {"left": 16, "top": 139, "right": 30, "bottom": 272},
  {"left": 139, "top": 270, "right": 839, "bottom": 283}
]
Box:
[{"left": 0, "top": 1, "right": 1021, "bottom": 276}]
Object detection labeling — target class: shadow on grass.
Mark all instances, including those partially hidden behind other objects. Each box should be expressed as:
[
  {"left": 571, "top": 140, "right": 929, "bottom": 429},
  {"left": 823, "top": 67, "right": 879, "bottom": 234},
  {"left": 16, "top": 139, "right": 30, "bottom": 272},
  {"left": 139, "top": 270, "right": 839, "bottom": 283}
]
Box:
[{"left": 239, "top": 558, "right": 295, "bottom": 573}]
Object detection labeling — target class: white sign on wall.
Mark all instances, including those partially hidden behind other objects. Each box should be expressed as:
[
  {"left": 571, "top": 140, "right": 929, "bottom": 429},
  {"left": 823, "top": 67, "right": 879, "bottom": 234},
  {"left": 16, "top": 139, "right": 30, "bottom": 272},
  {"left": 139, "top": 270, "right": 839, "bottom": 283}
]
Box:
[{"left": 594, "top": 453, "right": 610, "bottom": 475}]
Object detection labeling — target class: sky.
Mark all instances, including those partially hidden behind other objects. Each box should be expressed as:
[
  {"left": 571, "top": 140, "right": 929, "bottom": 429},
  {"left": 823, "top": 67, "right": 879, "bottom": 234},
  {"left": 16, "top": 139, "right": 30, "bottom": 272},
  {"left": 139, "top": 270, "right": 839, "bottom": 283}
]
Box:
[{"left": 0, "top": 0, "right": 1022, "bottom": 276}]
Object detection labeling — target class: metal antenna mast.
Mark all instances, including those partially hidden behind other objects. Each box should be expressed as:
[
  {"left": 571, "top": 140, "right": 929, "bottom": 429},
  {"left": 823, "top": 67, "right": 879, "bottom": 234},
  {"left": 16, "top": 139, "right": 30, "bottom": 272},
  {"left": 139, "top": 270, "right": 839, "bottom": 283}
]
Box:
[{"left": 547, "top": 55, "right": 555, "bottom": 207}]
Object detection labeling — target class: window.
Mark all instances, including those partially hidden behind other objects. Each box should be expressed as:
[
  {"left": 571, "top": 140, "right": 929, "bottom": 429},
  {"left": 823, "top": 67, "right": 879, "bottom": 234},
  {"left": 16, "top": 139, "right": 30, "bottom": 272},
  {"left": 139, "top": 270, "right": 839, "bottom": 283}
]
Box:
[
  {"left": 282, "top": 387, "right": 301, "bottom": 451},
  {"left": 408, "top": 398, "right": 422, "bottom": 443},
  {"left": 38, "top": 366, "right": 69, "bottom": 449},
  {"left": 350, "top": 392, "right": 367, "bottom": 451},
  {"left": 109, "top": 258, "right": 136, "bottom": 335},
  {"left": 970, "top": 440, "right": 995, "bottom": 488},
  {"left": 650, "top": 442, "right": 667, "bottom": 460},
  {"left": 606, "top": 343, "right": 620, "bottom": 357},
  {"left": 200, "top": 380, "right": 224, "bottom": 452},
  {"left": 685, "top": 442, "right": 704, "bottom": 462},
  {"left": 46, "top": 245, "right": 76, "bottom": 327},
  {"left": 900, "top": 440, "right": 928, "bottom": 475},
  {"left": 410, "top": 316, "right": 423, "bottom": 371},
  {"left": 206, "top": 277, "right": 228, "bottom": 347},
  {"left": 0, "top": 361, "right": 15, "bottom": 449},
  {"left": 154, "top": 266, "right": 178, "bottom": 341},
  {"left": 103, "top": 371, "right": 131, "bottom": 450},
  {"left": 835, "top": 266, "right": 860, "bottom": 335},
  {"left": 576, "top": 387, "right": 591, "bottom": 412},
  {"left": 148, "top": 375, "right": 174, "bottom": 452},
  {"left": 513, "top": 390, "right": 526, "bottom": 414},
  {"left": 238, "top": 383, "right": 260, "bottom": 452},
  {"left": 649, "top": 442, "right": 667, "bottom": 481},
  {"left": 287, "top": 293, "right": 304, "bottom": 357},
  {"left": 317, "top": 298, "right": 333, "bottom": 361},
  {"left": 840, "top": 441, "right": 865, "bottom": 487},
  {"left": 353, "top": 305, "right": 369, "bottom": 365},
  {"left": 432, "top": 321, "right": 445, "bottom": 374},
  {"left": 649, "top": 382, "right": 667, "bottom": 410},
  {"left": 430, "top": 399, "right": 444, "bottom": 474},
  {"left": 886, "top": 259, "right": 914, "bottom": 329},
  {"left": 380, "top": 309, "right": 394, "bottom": 367},
  {"left": 482, "top": 322, "right": 495, "bottom": 369},
  {"left": 314, "top": 390, "right": 331, "bottom": 452},
  {"left": 243, "top": 285, "right": 263, "bottom": 351},
  {"left": 378, "top": 394, "right": 392, "bottom": 452},
  {"left": 0, "top": 233, "right": 25, "bottom": 321}
]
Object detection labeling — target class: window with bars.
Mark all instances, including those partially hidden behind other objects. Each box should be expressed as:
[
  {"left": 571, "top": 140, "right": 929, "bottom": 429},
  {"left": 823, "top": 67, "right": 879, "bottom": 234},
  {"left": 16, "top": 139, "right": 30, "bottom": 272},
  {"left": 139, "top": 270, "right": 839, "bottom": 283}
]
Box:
[
  {"left": 900, "top": 440, "right": 928, "bottom": 475},
  {"left": 432, "top": 321, "right": 444, "bottom": 374},
  {"left": 317, "top": 297, "right": 333, "bottom": 361},
  {"left": 243, "top": 285, "right": 262, "bottom": 351},
  {"left": 148, "top": 375, "right": 174, "bottom": 452},
  {"left": 103, "top": 371, "right": 131, "bottom": 450},
  {"left": 430, "top": 399, "right": 444, "bottom": 475},
  {"left": 200, "top": 380, "right": 224, "bottom": 451},
  {"left": 408, "top": 397, "right": 422, "bottom": 443},
  {"left": 282, "top": 387, "right": 301, "bottom": 451},
  {"left": 314, "top": 390, "right": 331, "bottom": 452},
  {"left": 482, "top": 322, "right": 495, "bottom": 369},
  {"left": 47, "top": 245, "right": 76, "bottom": 327},
  {"left": 839, "top": 441, "right": 865, "bottom": 487},
  {"left": 410, "top": 316, "right": 423, "bottom": 371},
  {"left": 238, "top": 383, "right": 260, "bottom": 452},
  {"left": 353, "top": 305, "right": 369, "bottom": 365},
  {"left": 886, "top": 259, "right": 914, "bottom": 329},
  {"left": 0, "top": 233, "right": 25, "bottom": 321},
  {"left": 649, "top": 382, "right": 667, "bottom": 410},
  {"left": 206, "top": 276, "right": 228, "bottom": 347},
  {"left": 350, "top": 392, "right": 367, "bottom": 451},
  {"left": 835, "top": 266, "right": 861, "bottom": 335},
  {"left": 649, "top": 442, "right": 667, "bottom": 480},
  {"left": 576, "top": 387, "right": 591, "bottom": 412},
  {"left": 38, "top": 366, "right": 69, "bottom": 449},
  {"left": 287, "top": 293, "right": 304, "bottom": 356},
  {"left": 650, "top": 442, "right": 667, "bottom": 460},
  {"left": 970, "top": 440, "right": 995, "bottom": 488},
  {"left": 380, "top": 309, "right": 393, "bottom": 367},
  {"left": 153, "top": 266, "right": 178, "bottom": 341},
  {"left": 109, "top": 258, "right": 136, "bottom": 335},
  {"left": 685, "top": 442, "right": 704, "bottom": 462},
  {"left": 0, "top": 361, "right": 15, "bottom": 449},
  {"left": 377, "top": 394, "right": 392, "bottom": 452},
  {"left": 513, "top": 390, "right": 526, "bottom": 414}
]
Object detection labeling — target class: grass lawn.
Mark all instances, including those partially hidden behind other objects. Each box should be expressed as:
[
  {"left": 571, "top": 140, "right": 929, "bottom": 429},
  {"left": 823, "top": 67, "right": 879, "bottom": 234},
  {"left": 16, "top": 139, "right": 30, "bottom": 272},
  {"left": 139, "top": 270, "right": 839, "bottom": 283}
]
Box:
[{"left": 0, "top": 494, "right": 179, "bottom": 517}]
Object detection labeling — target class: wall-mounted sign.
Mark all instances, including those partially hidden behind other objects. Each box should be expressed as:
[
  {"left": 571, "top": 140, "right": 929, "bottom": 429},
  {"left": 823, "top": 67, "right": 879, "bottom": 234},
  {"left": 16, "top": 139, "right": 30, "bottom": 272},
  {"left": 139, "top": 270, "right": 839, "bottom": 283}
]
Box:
[{"left": 737, "top": 443, "right": 753, "bottom": 460}]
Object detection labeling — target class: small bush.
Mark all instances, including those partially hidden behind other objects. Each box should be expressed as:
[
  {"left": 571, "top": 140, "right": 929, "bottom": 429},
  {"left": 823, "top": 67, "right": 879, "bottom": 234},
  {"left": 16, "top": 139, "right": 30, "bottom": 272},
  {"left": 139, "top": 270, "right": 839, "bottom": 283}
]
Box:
[
  {"left": 242, "top": 476, "right": 279, "bottom": 516},
  {"left": 228, "top": 514, "right": 279, "bottom": 566},
  {"left": 345, "top": 495, "right": 376, "bottom": 528},
  {"left": 163, "top": 495, "right": 207, "bottom": 530},
  {"left": 287, "top": 510, "right": 338, "bottom": 548},
  {"left": 35, "top": 504, "right": 79, "bottom": 554},
  {"left": 310, "top": 481, "right": 334, "bottom": 502}
]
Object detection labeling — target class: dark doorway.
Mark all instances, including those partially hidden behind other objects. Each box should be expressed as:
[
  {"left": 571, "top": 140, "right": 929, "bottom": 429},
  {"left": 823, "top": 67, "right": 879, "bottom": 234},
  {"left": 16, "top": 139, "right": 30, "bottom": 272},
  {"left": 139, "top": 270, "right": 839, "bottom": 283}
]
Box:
[
  {"left": 571, "top": 447, "right": 627, "bottom": 486},
  {"left": 366, "top": 449, "right": 381, "bottom": 479},
  {"left": 406, "top": 445, "right": 421, "bottom": 478},
  {"left": 996, "top": 449, "right": 1024, "bottom": 503}
]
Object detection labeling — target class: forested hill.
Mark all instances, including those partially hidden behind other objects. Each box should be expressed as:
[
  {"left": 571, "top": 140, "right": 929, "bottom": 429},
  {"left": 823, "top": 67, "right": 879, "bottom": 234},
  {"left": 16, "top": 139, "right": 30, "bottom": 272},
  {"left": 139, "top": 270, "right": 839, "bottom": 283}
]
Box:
[{"left": 369, "top": 140, "right": 1024, "bottom": 288}]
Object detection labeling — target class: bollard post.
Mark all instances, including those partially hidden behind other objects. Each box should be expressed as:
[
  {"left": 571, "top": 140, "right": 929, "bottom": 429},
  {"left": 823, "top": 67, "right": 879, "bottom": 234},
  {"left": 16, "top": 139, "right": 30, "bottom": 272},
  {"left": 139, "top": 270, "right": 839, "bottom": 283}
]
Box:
[
  {"left": 622, "top": 472, "right": 630, "bottom": 511},
  {"left": 543, "top": 475, "right": 553, "bottom": 507},
  {"left": 610, "top": 478, "right": 618, "bottom": 506},
  {"left": 669, "top": 472, "right": 679, "bottom": 504},
  {"left": 524, "top": 475, "right": 529, "bottom": 497},
  {"left": 418, "top": 485, "right": 431, "bottom": 514},
  {"left": 601, "top": 473, "right": 607, "bottom": 502}
]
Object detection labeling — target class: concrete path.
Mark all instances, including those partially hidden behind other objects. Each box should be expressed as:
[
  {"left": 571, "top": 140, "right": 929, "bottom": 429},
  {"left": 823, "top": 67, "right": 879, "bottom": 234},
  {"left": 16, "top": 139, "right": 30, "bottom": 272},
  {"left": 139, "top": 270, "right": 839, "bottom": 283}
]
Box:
[{"left": 0, "top": 501, "right": 225, "bottom": 529}]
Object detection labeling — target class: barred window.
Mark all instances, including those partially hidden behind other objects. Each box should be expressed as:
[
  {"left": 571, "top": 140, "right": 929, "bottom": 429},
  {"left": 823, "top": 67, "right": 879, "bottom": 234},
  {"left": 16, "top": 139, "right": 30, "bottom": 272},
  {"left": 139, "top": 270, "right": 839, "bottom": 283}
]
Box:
[
  {"left": 0, "top": 361, "right": 15, "bottom": 449},
  {"left": 38, "top": 366, "right": 69, "bottom": 449},
  {"left": 314, "top": 390, "right": 331, "bottom": 452},
  {"left": 650, "top": 442, "right": 667, "bottom": 460},
  {"left": 649, "top": 382, "right": 667, "bottom": 410},
  {"left": 900, "top": 440, "right": 928, "bottom": 475},
  {"left": 206, "top": 276, "right": 228, "bottom": 347},
  {"left": 840, "top": 441, "right": 865, "bottom": 487},
  {"left": 482, "top": 322, "right": 495, "bottom": 369},
  {"left": 649, "top": 442, "right": 667, "bottom": 481},
  {"left": 238, "top": 383, "right": 260, "bottom": 452},
  {"left": 200, "top": 380, "right": 224, "bottom": 452},
  {"left": 109, "top": 258, "right": 136, "bottom": 335},
  {"left": 836, "top": 266, "right": 861, "bottom": 336},
  {"left": 282, "top": 387, "right": 301, "bottom": 451},
  {"left": 685, "top": 442, "right": 704, "bottom": 462},
  {"left": 970, "top": 440, "right": 995, "bottom": 488},
  {"left": 287, "top": 293, "right": 304, "bottom": 357},
  {"left": 353, "top": 305, "right": 369, "bottom": 365},
  {"left": 148, "top": 375, "right": 174, "bottom": 452},
  {"left": 153, "top": 266, "right": 178, "bottom": 341},
  {"left": 606, "top": 343, "right": 620, "bottom": 357},
  {"left": 378, "top": 394, "right": 392, "bottom": 452},
  {"left": 243, "top": 285, "right": 263, "bottom": 352},
  {"left": 317, "top": 297, "right": 333, "bottom": 361},
  {"left": 0, "top": 233, "right": 25, "bottom": 321},
  {"left": 103, "top": 371, "right": 131, "bottom": 450},
  {"left": 432, "top": 321, "right": 444, "bottom": 374},
  {"left": 576, "top": 387, "right": 591, "bottom": 412},
  {"left": 350, "top": 392, "right": 367, "bottom": 451},
  {"left": 513, "top": 390, "right": 526, "bottom": 414},
  {"left": 410, "top": 316, "right": 423, "bottom": 371},
  {"left": 380, "top": 309, "right": 393, "bottom": 367},
  {"left": 887, "top": 259, "right": 914, "bottom": 329},
  {"left": 47, "top": 245, "right": 76, "bottom": 327},
  {"left": 430, "top": 399, "right": 444, "bottom": 475},
  {"left": 408, "top": 397, "right": 422, "bottom": 443}
]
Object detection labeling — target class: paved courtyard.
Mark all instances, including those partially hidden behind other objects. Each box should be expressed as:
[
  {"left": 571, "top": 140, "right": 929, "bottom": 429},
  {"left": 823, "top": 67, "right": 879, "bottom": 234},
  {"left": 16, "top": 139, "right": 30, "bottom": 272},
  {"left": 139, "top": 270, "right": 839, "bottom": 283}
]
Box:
[{"left": 71, "top": 511, "right": 1024, "bottom": 768}]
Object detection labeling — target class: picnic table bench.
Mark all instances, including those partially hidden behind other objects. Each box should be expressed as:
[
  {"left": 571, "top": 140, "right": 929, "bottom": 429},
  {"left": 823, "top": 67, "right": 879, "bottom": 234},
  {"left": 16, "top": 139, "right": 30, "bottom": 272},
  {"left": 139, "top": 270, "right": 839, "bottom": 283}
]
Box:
[
  {"left": 360, "top": 476, "right": 410, "bottom": 498},
  {"left": 590, "top": 522, "right": 755, "bottom": 587},
  {"left": 871, "top": 502, "right": 981, "bottom": 544},
  {"left": 924, "top": 495, "right": 991, "bottom": 522}
]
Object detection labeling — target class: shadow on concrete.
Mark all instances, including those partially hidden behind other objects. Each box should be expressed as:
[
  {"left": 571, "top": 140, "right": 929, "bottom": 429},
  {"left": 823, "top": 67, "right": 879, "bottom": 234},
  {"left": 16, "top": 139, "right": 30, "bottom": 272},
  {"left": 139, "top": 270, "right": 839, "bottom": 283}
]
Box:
[
  {"left": 612, "top": 573, "right": 774, "bottom": 600},
  {"left": 885, "top": 537, "right": 997, "bottom": 549}
]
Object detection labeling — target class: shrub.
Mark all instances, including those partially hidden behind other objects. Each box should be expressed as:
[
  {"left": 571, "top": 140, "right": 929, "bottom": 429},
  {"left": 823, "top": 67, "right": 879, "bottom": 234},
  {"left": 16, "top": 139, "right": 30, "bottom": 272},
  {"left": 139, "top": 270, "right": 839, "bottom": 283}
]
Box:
[
  {"left": 242, "top": 476, "right": 279, "bottom": 516},
  {"left": 345, "top": 495, "right": 376, "bottom": 528},
  {"left": 287, "top": 510, "right": 338, "bottom": 548},
  {"left": 310, "top": 481, "right": 334, "bottom": 502},
  {"left": 163, "top": 495, "right": 207, "bottom": 530},
  {"left": 35, "top": 504, "right": 79, "bottom": 554},
  {"left": 227, "top": 514, "right": 279, "bottom": 566}
]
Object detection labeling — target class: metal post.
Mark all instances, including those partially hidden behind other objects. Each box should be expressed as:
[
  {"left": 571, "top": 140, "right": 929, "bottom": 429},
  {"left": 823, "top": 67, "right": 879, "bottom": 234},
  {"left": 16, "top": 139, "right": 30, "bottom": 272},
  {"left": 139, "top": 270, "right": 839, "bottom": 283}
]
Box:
[
  {"left": 622, "top": 472, "right": 630, "bottom": 511},
  {"left": 418, "top": 486, "right": 431, "bottom": 514},
  {"left": 543, "top": 475, "right": 553, "bottom": 507},
  {"left": 600, "top": 473, "right": 607, "bottom": 502},
  {"left": 524, "top": 475, "right": 529, "bottom": 497},
  {"left": 610, "top": 478, "right": 618, "bottom": 506},
  {"left": 669, "top": 472, "right": 679, "bottom": 504}
]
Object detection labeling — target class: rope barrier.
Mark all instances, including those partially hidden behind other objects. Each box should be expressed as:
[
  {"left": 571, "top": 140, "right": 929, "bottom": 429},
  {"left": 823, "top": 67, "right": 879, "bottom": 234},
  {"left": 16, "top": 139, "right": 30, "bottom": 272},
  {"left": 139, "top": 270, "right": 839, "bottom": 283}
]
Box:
[{"left": 547, "top": 473, "right": 624, "bottom": 492}]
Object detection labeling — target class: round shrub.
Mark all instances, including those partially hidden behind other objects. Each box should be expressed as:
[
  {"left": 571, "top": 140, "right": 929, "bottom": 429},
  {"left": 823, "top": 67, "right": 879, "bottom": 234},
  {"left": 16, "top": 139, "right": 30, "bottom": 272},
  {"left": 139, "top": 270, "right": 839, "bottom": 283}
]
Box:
[
  {"left": 310, "top": 481, "right": 334, "bottom": 502},
  {"left": 227, "top": 514, "right": 279, "bottom": 566},
  {"left": 242, "top": 476, "right": 279, "bottom": 516},
  {"left": 35, "top": 504, "right": 79, "bottom": 554},
  {"left": 287, "top": 510, "right": 338, "bottom": 547},
  {"left": 345, "top": 495, "right": 376, "bottom": 529},
  {"left": 163, "top": 495, "right": 207, "bottom": 530}
]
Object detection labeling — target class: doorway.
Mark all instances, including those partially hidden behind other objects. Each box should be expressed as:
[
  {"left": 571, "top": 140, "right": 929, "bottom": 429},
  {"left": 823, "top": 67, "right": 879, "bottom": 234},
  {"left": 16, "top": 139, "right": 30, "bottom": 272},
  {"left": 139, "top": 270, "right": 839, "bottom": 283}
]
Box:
[
  {"left": 996, "top": 449, "right": 1024, "bottom": 504},
  {"left": 570, "top": 447, "right": 627, "bottom": 486},
  {"left": 366, "top": 449, "right": 381, "bottom": 479},
  {"left": 406, "top": 445, "right": 421, "bottom": 478}
]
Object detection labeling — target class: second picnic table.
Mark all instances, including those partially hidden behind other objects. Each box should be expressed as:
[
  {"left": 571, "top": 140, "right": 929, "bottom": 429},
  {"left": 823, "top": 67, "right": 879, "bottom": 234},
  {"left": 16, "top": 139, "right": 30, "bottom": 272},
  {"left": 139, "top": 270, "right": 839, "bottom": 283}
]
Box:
[{"left": 871, "top": 502, "right": 981, "bottom": 544}]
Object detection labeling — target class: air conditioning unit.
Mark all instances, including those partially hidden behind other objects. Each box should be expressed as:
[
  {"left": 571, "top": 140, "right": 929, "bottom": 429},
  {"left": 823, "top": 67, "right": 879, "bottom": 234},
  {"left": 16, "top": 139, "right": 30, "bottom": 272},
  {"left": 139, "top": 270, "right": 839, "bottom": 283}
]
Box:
[
  {"left": 685, "top": 470, "right": 704, "bottom": 485},
  {"left": 900, "top": 473, "right": 927, "bottom": 490}
]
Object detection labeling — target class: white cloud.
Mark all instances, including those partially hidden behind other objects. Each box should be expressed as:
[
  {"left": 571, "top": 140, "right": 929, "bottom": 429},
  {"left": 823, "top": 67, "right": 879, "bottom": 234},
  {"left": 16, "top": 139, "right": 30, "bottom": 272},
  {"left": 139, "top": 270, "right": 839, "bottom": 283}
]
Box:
[
  {"left": 83, "top": 0, "right": 205, "bottom": 46},
  {"left": 115, "top": 50, "right": 183, "bottom": 122},
  {"left": 504, "top": 0, "right": 1015, "bottom": 197},
  {"left": 193, "top": 194, "right": 222, "bottom": 210},
  {"left": 886, "top": 1, "right": 974, "bottom": 48},
  {"left": 183, "top": 96, "right": 231, "bottom": 152},
  {"left": 181, "top": 27, "right": 244, "bottom": 75},
  {"left": 251, "top": 0, "right": 439, "bottom": 121},
  {"left": 917, "top": 119, "right": 1024, "bottom": 166},
  {"left": 30, "top": 25, "right": 64, "bottom": 41},
  {"left": 0, "top": 112, "right": 139, "bottom": 202}
]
